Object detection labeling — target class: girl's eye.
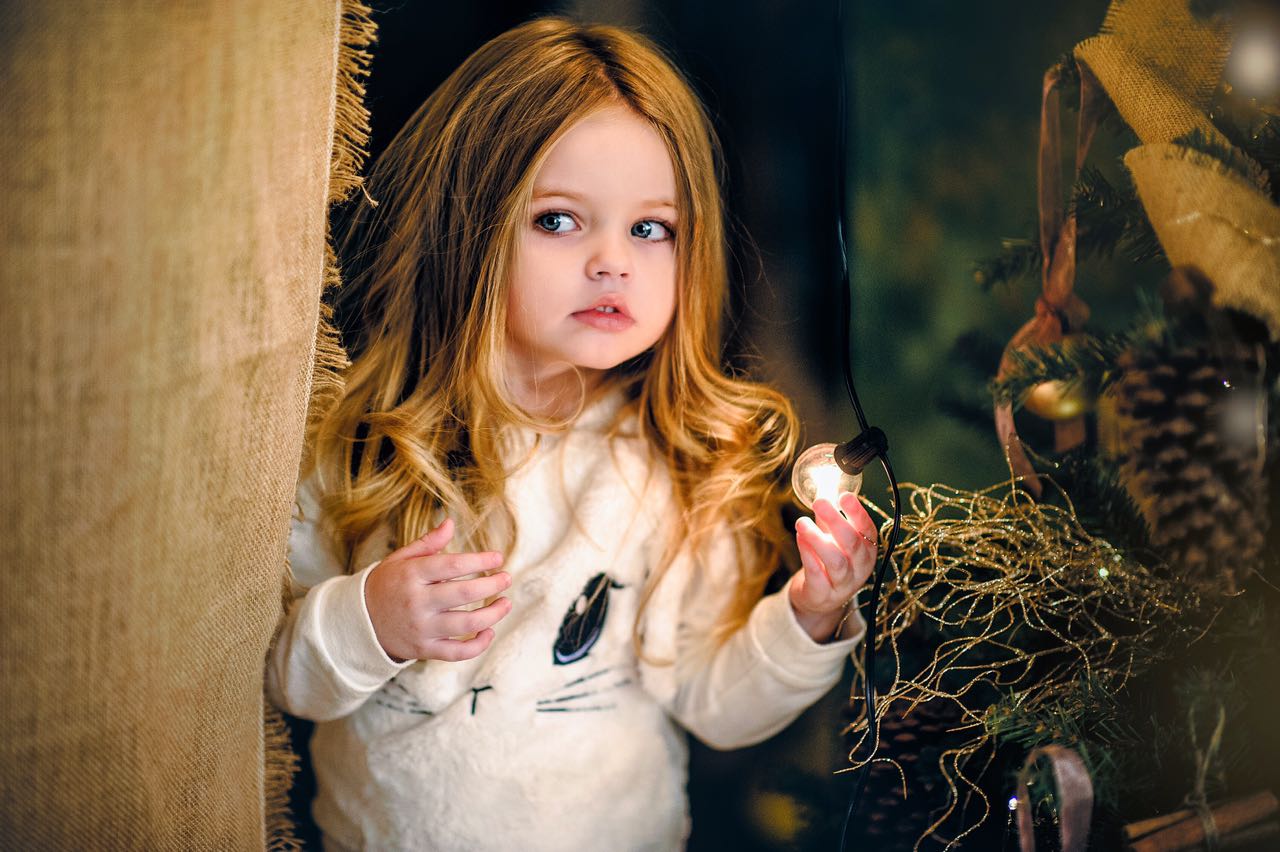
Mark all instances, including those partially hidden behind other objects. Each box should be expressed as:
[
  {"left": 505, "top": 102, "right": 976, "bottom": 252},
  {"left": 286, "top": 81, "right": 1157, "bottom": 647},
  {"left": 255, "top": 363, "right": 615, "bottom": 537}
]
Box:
[
  {"left": 534, "top": 212, "right": 577, "bottom": 234},
  {"left": 631, "top": 219, "right": 673, "bottom": 241}
]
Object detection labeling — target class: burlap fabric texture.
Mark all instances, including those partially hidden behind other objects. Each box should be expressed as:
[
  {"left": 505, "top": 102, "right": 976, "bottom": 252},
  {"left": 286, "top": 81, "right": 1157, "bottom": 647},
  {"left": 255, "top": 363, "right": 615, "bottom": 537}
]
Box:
[
  {"left": 0, "top": 2, "right": 374, "bottom": 848},
  {"left": 1076, "top": 0, "right": 1280, "bottom": 338}
]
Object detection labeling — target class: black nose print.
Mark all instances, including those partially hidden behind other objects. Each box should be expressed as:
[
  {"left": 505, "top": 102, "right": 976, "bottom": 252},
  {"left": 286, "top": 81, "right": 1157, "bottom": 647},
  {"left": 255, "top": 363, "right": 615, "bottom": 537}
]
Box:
[
  {"left": 554, "top": 573, "right": 624, "bottom": 666},
  {"left": 470, "top": 685, "right": 492, "bottom": 715}
]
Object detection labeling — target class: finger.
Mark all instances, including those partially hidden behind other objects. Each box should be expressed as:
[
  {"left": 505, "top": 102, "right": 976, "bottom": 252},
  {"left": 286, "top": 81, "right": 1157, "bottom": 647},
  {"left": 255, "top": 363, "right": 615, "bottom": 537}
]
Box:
[
  {"left": 813, "top": 498, "right": 860, "bottom": 561},
  {"left": 426, "top": 572, "right": 511, "bottom": 610},
  {"left": 392, "top": 517, "right": 455, "bottom": 561},
  {"left": 809, "top": 498, "right": 835, "bottom": 535},
  {"left": 795, "top": 535, "right": 829, "bottom": 591},
  {"left": 427, "top": 628, "right": 497, "bottom": 662},
  {"left": 429, "top": 597, "right": 512, "bottom": 638},
  {"left": 412, "top": 550, "right": 505, "bottom": 583},
  {"left": 838, "top": 492, "right": 879, "bottom": 547},
  {"left": 797, "top": 516, "right": 848, "bottom": 583},
  {"left": 796, "top": 518, "right": 835, "bottom": 587}
]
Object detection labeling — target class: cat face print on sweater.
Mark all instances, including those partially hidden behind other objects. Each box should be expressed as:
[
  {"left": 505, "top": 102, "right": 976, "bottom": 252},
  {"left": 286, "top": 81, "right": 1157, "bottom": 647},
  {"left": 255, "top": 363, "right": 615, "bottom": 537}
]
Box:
[{"left": 372, "top": 571, "right": 634, "bottom": 719}]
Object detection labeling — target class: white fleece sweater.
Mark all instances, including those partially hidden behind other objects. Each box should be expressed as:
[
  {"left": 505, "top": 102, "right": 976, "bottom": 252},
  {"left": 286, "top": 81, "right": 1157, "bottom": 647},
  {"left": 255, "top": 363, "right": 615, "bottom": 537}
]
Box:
[{"left": 266, "top": 390, "right": 864, "bottom": 851}]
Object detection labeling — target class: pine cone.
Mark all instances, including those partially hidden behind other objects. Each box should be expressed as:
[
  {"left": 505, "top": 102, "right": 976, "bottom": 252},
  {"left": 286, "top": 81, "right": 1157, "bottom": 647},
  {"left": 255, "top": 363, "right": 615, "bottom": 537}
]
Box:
[
  {"left": 1107, "top": 333, "right": 1268, "bottom": 593},
  {"left": 851, "top": 698, "right": 968, "bottom": 850}
]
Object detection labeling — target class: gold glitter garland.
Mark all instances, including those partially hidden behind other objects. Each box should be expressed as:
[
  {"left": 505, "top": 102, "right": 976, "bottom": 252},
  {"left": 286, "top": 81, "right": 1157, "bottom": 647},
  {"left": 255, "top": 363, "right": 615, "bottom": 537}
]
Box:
[{"left": 844, "top": 475, "right": 1206, "bottom": 848}]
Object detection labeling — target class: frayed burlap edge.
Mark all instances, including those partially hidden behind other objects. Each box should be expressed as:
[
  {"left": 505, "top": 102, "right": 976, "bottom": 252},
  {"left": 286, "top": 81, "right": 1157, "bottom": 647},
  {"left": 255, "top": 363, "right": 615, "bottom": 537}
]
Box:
[
  {"left": 308, "top": 0, "right": 374, "bottom": 475},
  {"left": 264, "top": 700, "right": 304, "bottom": 852},
  {"left": 264, "top": 2, "right": 376, "bottom": 849}
]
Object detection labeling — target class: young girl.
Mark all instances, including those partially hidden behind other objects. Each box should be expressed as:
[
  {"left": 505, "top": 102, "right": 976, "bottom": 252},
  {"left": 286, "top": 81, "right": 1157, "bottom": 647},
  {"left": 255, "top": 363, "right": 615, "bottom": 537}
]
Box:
[{"left": 268, "top": 16, "right": 879, "bottom": 851}]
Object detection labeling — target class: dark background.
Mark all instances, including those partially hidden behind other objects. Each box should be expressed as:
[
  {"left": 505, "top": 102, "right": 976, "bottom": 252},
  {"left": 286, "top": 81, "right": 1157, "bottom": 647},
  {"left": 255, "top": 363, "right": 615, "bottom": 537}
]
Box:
[{"left": 295, "top": 1, "right": 1118, "bottom": 848}]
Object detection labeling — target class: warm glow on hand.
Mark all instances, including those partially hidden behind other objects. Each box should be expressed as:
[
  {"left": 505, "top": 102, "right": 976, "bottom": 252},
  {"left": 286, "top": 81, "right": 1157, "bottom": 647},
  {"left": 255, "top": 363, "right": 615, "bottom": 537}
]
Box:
[
  {"left": 809, "top": 464, "right": 844, "bottom": 507},
  {"left": 790, "top": 491, "right": 878, "bottom": 643}
]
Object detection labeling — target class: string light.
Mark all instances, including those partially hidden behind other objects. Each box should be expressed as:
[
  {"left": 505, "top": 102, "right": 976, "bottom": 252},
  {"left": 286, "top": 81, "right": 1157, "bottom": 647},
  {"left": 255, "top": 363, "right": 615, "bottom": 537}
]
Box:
[
  {"left": 1227, "top": 27, "right": 1280, "bottom": 100},
  {"left": 791, "top": 443, "right": 863, "bottom": 509},
  {"left": 791, "top": 428, "right": 886, "bottom": 509}
]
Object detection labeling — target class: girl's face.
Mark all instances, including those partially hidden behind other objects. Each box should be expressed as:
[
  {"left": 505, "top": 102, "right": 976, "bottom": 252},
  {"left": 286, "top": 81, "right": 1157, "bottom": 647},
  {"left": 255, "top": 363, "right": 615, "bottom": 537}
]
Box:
[{"left": 505, "top": 105, "right": 678, "bottom": 399}]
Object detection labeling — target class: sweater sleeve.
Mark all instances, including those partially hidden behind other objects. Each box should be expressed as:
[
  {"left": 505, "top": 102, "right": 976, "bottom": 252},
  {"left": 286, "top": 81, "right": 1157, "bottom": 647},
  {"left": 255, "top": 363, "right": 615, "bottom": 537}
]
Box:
[
  {"left": 265, "top": 474, "right": 412, "bottom": 722},
  {"left": 638, "top": 525, "right": 865, "bottom": 751}
]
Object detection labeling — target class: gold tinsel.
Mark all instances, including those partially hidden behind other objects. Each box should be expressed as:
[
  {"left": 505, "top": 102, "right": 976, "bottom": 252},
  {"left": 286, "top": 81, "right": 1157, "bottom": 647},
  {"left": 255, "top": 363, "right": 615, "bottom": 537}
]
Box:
[{"left": 847, "top": 476, "right": 1203, "bottom": 849}]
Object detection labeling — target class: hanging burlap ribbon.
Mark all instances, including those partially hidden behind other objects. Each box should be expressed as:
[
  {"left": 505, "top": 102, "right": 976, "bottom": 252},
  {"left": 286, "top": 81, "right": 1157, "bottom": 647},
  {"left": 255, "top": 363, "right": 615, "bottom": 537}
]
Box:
[
  {"left": 1075, "top": 0, "right": 1231, "bottom": 147},
  {"left": 1075, "top": 0, "right": 1280, "bottom": 339},
  {"left": 997, "top": 0, "right": 1280, "bottom": 489}
]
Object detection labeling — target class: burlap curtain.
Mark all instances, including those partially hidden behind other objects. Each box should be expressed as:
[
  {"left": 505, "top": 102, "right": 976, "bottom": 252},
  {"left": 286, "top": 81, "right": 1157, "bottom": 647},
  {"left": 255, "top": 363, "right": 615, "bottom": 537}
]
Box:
[{"left": 0, "top": 2, "right": 372, "bottom": 847}]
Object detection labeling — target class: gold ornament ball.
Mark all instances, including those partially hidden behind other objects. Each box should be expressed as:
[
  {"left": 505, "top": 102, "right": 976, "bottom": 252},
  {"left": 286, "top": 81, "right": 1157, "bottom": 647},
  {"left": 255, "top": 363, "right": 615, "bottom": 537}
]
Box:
[{"left": 1023, "top": 379, "right": 1095, "bottom": 420}]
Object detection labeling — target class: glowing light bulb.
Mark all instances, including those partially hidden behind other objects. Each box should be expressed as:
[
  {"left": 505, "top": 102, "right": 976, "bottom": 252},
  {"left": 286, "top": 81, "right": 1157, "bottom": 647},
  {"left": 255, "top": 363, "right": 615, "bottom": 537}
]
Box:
[
  {"left": 1008, "top": 795, "right": 1019, "bottom": 811},
  {"left": 1229, "top": 29, "right": 1280, "bottom": 98},
  {"left": 791, "top": 442, "right": 863, "bottom": 510}
]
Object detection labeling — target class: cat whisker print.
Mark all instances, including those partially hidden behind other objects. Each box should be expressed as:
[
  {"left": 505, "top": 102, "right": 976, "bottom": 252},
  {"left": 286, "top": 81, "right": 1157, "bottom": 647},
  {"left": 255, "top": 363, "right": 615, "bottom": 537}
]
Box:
[
  {"left": 556, "top": 666, "right": 618, "bottom": 691},
  {"left": 372, "top": 676, "right": 434, "bottom": 716},
  {"left": 536, "top": 669, "right": 635, "bottom": 713}
]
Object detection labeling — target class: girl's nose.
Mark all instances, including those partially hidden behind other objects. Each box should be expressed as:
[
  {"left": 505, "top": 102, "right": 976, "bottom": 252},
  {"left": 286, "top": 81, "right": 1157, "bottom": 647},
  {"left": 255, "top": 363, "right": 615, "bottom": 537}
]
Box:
[{"left": 585, "top": 231, "right": 632, "bottom": 280}]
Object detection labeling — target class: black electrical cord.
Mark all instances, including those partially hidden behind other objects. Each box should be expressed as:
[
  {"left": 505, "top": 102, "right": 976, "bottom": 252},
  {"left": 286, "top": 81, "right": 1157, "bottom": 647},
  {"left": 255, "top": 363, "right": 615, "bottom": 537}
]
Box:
[
  {"left": 831, "top": 0, "right": 904, "bottom": 848},
  {"left": 837, "top": 453, "right": 901, "bottom": 851},
  {"left": 833, "top": 0, "right": 864, "bottom": 435}
]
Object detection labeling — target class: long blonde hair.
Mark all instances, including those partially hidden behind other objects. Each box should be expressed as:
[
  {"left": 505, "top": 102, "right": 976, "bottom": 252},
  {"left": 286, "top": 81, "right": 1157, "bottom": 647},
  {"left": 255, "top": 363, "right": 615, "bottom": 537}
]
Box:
[{"left": 309, "top": 16, "right": 798, "bottom": 642}]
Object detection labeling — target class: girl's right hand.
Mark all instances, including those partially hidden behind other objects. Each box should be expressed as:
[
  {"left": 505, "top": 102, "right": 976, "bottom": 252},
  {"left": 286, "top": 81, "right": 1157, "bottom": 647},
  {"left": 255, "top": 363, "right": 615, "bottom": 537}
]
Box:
[{"left": 364, "top": 517, "right": 512, "bottom": 663}]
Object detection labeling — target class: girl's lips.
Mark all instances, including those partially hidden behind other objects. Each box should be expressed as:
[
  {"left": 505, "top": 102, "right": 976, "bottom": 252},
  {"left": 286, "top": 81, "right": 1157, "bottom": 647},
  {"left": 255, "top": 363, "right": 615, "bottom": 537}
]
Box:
[{"left": 571, "top": 308, "right": 635, "bottom": 331}]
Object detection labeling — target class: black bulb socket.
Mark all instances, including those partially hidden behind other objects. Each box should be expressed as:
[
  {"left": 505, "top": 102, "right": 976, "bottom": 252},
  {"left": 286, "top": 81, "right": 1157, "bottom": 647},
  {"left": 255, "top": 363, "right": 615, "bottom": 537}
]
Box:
[{"left": 833, "top": 427, "right": 888, "bottom": 475}]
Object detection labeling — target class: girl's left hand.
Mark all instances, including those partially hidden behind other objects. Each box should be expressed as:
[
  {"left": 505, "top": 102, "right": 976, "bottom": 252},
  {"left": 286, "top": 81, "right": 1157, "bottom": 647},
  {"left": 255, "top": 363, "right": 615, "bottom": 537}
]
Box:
[{"left": 790, "top": 491, "right": 878, "bottom": 643}]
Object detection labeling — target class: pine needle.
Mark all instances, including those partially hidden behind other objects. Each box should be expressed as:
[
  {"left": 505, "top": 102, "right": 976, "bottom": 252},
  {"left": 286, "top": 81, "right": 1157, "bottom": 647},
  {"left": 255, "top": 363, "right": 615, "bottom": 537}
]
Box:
[{"left": 988, "top": 332, "right": 1131, "bottom": 407}]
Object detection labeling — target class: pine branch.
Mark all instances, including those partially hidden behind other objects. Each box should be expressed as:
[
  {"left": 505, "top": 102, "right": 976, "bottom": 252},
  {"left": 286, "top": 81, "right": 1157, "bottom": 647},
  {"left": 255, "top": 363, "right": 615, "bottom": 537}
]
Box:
[
  {"left": 985, "top": 672, "right": 1137, "bottom": 810},
  {"left": 1072, "top": 166, "right": 1165, "bottom": 266},
  {"left": 1053, "top": 448, "right": 1155, "bottom": 558},
  {"left": 974, "top": 168, "right": 1164, "bottom": 291},
  {"left": 973, "top": 236, "right": 1040, "bottom": 291},
  {"left": 988, "top": 332, "right": 1130, "bottom": 408}
]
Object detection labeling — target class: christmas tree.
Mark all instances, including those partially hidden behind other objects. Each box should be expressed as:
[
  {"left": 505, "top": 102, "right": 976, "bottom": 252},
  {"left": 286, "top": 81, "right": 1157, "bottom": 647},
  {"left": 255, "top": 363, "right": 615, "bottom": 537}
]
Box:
[{"left": 843, "top": 0, "right": 1280, "bottom": 848}]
